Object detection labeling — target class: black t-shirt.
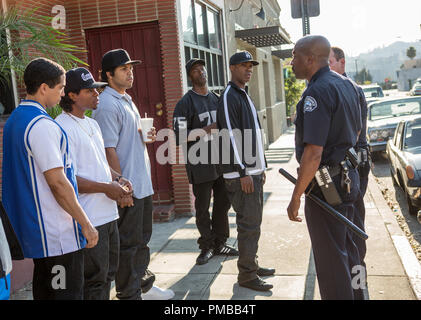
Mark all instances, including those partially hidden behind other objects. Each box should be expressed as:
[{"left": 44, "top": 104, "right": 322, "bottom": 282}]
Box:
[
  {"left": 294, "top": 66, "right": 362, "bottom": 166},
  {"left": 173, "top": 90, "right": 220, "bottom": 184}
]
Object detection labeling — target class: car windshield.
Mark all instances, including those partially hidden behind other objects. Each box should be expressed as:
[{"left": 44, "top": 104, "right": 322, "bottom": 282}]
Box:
[
  {"left": 370, "top": 98, "right": 421, "bottom": 121},
  {"left": 363, "top": 87, "right": 384, "bottom": 98},
  {"left": 404, "top": 120, "right": 421, "bottom": 149}
]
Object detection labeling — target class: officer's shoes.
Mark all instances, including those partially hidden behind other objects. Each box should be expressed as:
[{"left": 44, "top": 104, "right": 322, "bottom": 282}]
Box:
[
  {"left": 215, "top": 244, "right": 239, "bottom": 256},
  {"left": 256, "top": 267, "right": 275, "bottom": 277},
  {"left": 239, "top": 276, "right": 273, "bottom": 292},
  {"left": 196, "top": 248, "right": 214, "bottom": 265}
]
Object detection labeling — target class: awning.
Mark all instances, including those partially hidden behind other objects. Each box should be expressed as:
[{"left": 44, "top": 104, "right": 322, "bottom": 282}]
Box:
[
  {"left": 235, "top": 26, "right": 292, "bottom": 48},
  {"left": 271, "top": 49, "right": 293, "bottom": 59}
]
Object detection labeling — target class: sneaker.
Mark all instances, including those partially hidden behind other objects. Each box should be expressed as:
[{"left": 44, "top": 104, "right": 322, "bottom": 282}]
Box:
[
  {"left": 196, "top": 248, "right": 214, "bottom": 265},
  {"left": 142, "top": 286, "right": 175, "bottom": 300},
  {"left": 239, "top": 277, "right": 273, "bottom": 292},
  {"left": 215, "top": 244, "right": 239, "bottom": 256},
  {"left": 141, "top": 269, "right": 156, "bottom": 293},
  {"left": 257, "top": 267, "right": 275, "bottom": 277}
]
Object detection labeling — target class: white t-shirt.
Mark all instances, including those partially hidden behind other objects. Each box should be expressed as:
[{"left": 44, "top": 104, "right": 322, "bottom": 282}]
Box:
[{"left": 56, "top": 113, "right": 118, "bottom": 227}]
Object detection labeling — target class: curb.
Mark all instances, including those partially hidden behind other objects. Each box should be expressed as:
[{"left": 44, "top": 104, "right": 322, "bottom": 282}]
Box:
[{"left": 368, "top": 174, "right": 421, "bottom": 300}]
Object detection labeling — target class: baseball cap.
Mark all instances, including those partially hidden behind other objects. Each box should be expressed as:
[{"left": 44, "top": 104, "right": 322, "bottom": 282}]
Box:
[
  {"left": 101, "top": 48, "right": 141, "bottom": 72},
  {"left": 64, "top": 67, "right": 107, "bottom": 94},
  {"left": 185, "top": 58, "right": 206, "bottom": 76},
  {"left": 229, "top": 51, "right": 259, "bottom": 66}
]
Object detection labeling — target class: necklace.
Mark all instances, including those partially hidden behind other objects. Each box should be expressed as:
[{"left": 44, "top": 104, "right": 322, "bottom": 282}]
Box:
[{"left": 65, "top": 112, "right": 94, "bottom": 137}]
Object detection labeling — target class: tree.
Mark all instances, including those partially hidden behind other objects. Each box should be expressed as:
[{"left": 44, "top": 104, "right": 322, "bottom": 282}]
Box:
[
  {"left": 407, "top": 46, "right": 417, "bottom": 60},
  {"left": 354, "top": 68, "right": 372, "bottom": 85},
  {"left": 283, "top": 62, "right": 306, "bottom": 120},
  {"left": 0, "top": 6, "right": 86, "bottom": 116}
]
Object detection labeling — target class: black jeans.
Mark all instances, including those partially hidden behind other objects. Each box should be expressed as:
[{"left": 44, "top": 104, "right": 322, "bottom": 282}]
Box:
[
  {"left": 83, "top": 220, "right": 119, "bottom": 300},
  {"left": 224, "top": 174, "right": 264, "bottom": 283},
  {"left": 192, "top": 176, "right": 231, "bottom": 250},
  {"left": 115, "top": 196, "right": 153, "bottom": 300},
  {"left": 32, "top": 250, "right": 84, "bottom": 300}
]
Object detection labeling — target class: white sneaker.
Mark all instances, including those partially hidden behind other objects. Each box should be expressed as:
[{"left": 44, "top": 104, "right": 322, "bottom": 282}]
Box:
[{"left": 142, "top": 286, "right": 175, "bottom": 300}]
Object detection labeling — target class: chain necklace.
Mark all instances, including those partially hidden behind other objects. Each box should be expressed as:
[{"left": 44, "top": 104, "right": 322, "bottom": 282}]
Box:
[{"left": 65, "top": 112, "right": 94, "bottom": 137}]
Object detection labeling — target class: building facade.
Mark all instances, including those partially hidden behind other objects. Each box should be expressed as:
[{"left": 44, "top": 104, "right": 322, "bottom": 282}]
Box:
[{"left": 0, "top": 0, "right": 291, "bottom": 293}]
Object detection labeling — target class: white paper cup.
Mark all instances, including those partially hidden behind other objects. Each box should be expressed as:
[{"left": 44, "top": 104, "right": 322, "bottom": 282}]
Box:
[{"left": 140, "top": 118, "right": 154, "bottom": 142}]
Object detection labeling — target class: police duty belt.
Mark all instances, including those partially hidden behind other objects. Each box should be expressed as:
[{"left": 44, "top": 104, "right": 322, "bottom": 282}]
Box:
[{"left": 279, "top": 168, "right": 368, "bottom": 240}]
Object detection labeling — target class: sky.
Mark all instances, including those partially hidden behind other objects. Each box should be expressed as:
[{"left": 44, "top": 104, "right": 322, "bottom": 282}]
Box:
[{"left": 278, "top": 0, "right": 421, "bottom": 57}]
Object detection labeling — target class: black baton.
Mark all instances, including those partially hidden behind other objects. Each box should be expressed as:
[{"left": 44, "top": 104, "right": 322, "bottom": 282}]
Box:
[{"left": 279, "top": 168, "right": 368, "bottom": 240}]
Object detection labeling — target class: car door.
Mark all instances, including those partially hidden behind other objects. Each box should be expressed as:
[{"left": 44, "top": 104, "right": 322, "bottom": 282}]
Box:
[{"left": 390, "top": 122, "right": 403, "bottom": 176}]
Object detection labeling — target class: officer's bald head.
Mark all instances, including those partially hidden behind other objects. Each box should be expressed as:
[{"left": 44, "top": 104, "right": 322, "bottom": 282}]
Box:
[
  {"left": 295, "top": 35, "right": 331, "bottom": 64},
  {"left": 291, "top": 35, "right": 331, "bottom": 81}
]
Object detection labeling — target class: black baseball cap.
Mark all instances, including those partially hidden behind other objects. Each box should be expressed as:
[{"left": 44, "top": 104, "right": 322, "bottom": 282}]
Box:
[
  {"left": 186, "top": 58, "right": 205, "bottom": 76},
  {"left": 101, "top": 48, "right": 141, "bottom": 72},
  {"left": 64, "top": 67, "right": 107, "bottom": 94},
  {"left": 229, "top": 51, "right": 259, "bottom": 66}
]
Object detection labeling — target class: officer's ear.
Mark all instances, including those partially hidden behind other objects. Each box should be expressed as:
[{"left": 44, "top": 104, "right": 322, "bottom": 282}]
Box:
[{"left": 340, "top": 58, "right": 346, "bottom": 68}]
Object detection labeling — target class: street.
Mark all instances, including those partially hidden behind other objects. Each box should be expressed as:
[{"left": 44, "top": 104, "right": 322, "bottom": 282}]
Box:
[{"left": 371, "top": 152, "right": 421, "bottom": 262}]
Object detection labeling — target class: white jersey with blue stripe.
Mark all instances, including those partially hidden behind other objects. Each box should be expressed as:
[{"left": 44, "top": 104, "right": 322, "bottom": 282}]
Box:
[{"left": 2, "top": 100, "right": 86, "bottom": 258}]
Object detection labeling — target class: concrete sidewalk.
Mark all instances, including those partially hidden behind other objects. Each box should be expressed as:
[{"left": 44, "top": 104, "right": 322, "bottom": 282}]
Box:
[
  {"left": 110, "top": 127, "right": 419, "bottom": 300},
  {"left": 11, "top": 128, "right": 421, "bottom": 300}
]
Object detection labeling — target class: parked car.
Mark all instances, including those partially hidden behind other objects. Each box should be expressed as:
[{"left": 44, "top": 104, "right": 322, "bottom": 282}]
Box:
[
  {"left": 386, "top": 116, "right": 421, "bottom": 215},
  {"left": 367, "top": 96, "right": 421, "bottom": 156},
  {"left": 410, "top": 84, "right": 421, "bottom": 96},
  {"left": 361, "top": 84, "right": 385, "bottom": 104}
]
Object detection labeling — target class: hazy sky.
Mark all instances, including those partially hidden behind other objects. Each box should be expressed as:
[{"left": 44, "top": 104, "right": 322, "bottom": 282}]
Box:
[{"left": 278, "top": 0, "right": 421, "bottom": 57}]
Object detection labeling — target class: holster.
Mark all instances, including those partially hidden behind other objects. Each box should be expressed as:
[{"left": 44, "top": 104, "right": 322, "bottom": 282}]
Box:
[{"left": 312, "top": 166, "right": 343, "bottom": 207}]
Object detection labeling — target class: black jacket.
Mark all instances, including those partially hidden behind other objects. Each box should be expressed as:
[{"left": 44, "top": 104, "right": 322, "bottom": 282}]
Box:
[{"left": 217, "top": 81, "right": 267, "bottom": 177}]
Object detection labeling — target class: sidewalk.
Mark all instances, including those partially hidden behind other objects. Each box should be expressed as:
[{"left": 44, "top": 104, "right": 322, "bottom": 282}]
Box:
[{"left": 11, "top": 128, "right": 421, "bottom": 300}]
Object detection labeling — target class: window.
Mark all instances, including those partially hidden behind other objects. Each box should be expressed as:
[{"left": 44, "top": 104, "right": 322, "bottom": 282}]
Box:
[{"left": 181, "top": 0, "right": 225, "bottom": 94}]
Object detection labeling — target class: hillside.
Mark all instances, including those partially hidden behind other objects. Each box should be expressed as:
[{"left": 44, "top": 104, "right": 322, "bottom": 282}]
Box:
[{"left": 346, "top": 41, "right": 421, "bottom": 83}]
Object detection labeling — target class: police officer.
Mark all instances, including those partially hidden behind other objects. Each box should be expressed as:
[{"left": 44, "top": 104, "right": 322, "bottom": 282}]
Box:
[
  {"left": 173, "top": 59, "right": 238, "bottom": 265},
  {"left": 287, "top": 35, "right": 364, "bottom": 300},
  {"left": 329, "top": 46, "right": 370, "bottom": 284}
]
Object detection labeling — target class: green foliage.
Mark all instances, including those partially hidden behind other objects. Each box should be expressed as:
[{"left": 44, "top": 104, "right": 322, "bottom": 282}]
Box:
[
  {"left": 407, "top": 46, "right": 417, "bottom": 60},
  {"left": 0, "top": 6, "right": 88, "bottom": 118},
  {"left": 354, "top": 68, "right": 372, "bottom": 84},
  {"left": 283, "top": 64, "right": 305, "bottom": 117}
]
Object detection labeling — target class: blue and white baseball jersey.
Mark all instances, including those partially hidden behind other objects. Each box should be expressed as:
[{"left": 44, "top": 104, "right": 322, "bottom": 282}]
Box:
[{"left": 2, "top": 100, "right": 86, "bottom": 259}]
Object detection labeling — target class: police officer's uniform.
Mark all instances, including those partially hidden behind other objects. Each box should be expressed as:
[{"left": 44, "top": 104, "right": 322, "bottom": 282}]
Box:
[
  {"left": 344, "top": 73, "right": 370, "bottom": 272},
  {"left": 173, "top": 88, "right": 231, "bottom": 252},
  {"left": 295, "top": 65, "right": 364, "bottom": 300}
]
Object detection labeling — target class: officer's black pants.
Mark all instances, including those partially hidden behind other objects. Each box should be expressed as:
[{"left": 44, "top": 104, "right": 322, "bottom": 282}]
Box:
[
  {"left": 353, "top": 172, "right": 369, "bottom": 278},
  {"left": 192, "top": 176, "right": 231, "bottom": 250},
  {"left": 115, "top": 196, "right": 153, "bottom": 300},
  {"left": 224, "top": 174, "right": 263, "bottom": 283},
  {"left": 305, "top": 168, "right": 364, "bottom": 300}
]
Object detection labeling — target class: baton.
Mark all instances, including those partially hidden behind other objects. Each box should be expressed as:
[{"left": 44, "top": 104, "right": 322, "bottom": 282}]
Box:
[{"left": 279, "top": 168, "right": 368, "bottom": 240}]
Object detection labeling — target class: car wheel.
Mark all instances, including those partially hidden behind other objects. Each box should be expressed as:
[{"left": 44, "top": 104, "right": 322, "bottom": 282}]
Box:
[{"left": 406, "top": 191, "right": 418, "bottom": 216}]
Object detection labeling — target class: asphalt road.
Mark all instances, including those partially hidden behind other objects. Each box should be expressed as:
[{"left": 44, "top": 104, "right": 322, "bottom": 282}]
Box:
[{"left": 371, "top": 151, "right": 421, "bottom": 261}]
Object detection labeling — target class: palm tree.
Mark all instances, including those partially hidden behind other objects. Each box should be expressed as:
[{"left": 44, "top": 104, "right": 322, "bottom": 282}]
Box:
[
  {"left": 407, "top": 46, "right": 417, "bottom": 60},
  {"left": 0, "top": 6, "right": 86, "bottom": 116}
]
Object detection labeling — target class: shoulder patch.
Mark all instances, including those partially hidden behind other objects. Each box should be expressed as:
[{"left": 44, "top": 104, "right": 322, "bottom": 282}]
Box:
[{"left": 303, "top": 96, "right": 318, "bottom": 113}]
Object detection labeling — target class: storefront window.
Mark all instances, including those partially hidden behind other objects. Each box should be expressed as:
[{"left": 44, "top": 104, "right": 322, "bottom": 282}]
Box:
[
  {"left": 181, "top": 0, "right": 195, "bottom": 44},
  {"left": 182, "top": 1, "right": 225, "bottom": 94}
]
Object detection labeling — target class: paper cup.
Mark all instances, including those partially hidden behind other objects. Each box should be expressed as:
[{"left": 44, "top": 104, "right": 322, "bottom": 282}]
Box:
[{"left": 140, "top": 118, "right": 154, "bottom": 142}]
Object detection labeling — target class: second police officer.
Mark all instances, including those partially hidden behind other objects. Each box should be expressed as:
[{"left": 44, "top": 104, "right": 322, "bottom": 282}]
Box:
[{"left": 287, "top": 35, "right": 364, "bottom": 300}]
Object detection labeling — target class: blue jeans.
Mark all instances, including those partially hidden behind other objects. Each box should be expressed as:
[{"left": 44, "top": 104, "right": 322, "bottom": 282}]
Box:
[{"left": 0, "top": 274, "right": 11, "bottom": 300}]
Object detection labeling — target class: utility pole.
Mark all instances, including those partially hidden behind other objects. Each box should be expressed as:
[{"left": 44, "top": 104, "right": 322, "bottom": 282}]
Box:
[{"left": 355, "top": 59, "right": 359, "bottom": 82}]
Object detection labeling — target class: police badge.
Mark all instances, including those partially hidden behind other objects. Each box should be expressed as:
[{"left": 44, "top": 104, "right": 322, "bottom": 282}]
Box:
[{"left": 303, "top": 96, "right": 318, "bottom": 113}]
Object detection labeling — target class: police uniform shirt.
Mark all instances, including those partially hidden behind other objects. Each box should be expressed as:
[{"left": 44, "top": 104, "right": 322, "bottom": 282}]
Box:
[
  {"left": 173, "top": 90, "right": 220, "bottom": 184},
  {"left": 295, "top": 66, "right": 362, "bottom": 166}
]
